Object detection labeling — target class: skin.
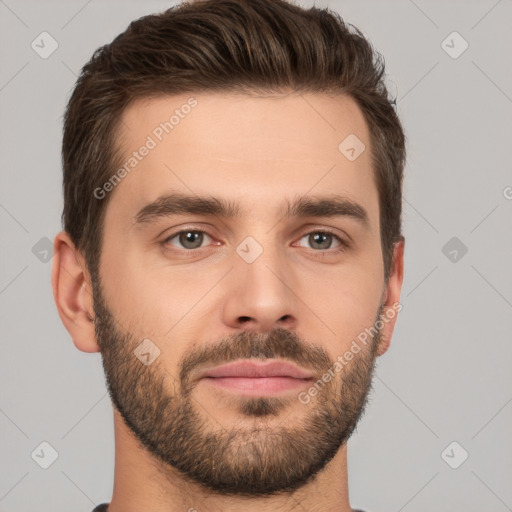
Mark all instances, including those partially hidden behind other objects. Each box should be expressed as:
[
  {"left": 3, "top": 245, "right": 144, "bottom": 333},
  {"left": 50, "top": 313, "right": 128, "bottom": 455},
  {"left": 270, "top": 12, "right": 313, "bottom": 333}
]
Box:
[{"left": 52, "top": 91, "right": 404, "bottom": 512}]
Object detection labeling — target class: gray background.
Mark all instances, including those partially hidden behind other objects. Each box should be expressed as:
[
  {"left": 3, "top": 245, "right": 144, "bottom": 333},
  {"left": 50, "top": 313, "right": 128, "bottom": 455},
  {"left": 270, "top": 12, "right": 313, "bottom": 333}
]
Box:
[{"left": 1, "top": 0, "right": 511, "bottom": 511}]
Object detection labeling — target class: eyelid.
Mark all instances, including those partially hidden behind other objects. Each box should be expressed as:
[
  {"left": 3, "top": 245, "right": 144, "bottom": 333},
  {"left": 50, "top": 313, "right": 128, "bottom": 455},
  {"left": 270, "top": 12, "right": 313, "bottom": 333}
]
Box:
[
  {"left": 161, "top": 225, "right": 351, "bottom": 252},
  {"left": 162, "top": 226, "right": 215, "bottom": 250},
  {"left": 294, "top": 228, "right": 348, "bottom": 249}
]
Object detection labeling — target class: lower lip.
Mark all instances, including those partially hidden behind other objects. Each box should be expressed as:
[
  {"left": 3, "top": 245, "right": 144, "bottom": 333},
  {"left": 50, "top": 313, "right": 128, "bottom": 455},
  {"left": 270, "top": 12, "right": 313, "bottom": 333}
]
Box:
[{"left": 201, "top": 376, "right": 312, "bottom": 396}]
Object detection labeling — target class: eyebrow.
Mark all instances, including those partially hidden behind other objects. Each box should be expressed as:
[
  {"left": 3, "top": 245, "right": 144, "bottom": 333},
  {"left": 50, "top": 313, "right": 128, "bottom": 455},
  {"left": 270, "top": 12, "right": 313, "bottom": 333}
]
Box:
[{"left": 133, "top": 192, "right": 370, "bottom": 229}]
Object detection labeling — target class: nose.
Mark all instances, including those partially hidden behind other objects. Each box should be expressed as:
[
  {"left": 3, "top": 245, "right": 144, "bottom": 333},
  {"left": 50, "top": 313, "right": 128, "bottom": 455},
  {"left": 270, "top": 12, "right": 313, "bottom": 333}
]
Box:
[{"left": 222, "top": 241, "right": 298, "bottom": 333}]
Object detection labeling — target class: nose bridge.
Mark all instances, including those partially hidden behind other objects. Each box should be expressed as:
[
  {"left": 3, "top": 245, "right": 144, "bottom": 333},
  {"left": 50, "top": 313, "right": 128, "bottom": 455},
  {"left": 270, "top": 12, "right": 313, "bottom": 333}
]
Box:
[
  {"left": 223, "top": 230, "right": 297, "bottom": 331},
  {"left": 239, "top": 232, "right": 290, "bottom": 302}
]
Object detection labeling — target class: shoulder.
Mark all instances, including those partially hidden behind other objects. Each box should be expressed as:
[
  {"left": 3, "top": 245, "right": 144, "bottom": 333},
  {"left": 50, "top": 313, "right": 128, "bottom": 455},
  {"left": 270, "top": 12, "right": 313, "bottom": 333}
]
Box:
[{"left": 91, "top": 504, "right": 109, "bottom": 512}]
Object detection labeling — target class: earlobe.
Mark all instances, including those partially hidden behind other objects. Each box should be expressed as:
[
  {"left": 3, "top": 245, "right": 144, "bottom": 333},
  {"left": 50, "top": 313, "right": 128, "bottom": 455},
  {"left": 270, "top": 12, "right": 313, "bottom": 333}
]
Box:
[
  {"left": 51, "top": 231, "right": 100, "bottom": 353},
  {"left": 377, "top": 237, "right": 405, "bottom": 356}
]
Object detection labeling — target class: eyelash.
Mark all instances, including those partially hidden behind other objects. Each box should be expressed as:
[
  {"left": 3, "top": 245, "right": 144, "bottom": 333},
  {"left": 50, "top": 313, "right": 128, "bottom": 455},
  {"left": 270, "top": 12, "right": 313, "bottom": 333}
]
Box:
[{"left": 161, "top": 227, "right": 350, "bottom": 255}]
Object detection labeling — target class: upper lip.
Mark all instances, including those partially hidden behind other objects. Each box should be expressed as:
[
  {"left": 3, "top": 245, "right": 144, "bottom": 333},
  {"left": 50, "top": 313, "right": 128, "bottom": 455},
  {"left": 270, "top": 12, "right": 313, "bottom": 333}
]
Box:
[{"left": 197, "top": 360, "right": 315, "bottom": 380}]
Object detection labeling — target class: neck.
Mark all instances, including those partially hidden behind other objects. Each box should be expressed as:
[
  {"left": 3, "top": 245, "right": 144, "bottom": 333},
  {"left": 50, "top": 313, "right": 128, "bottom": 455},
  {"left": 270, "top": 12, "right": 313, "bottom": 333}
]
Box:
[{"left": 107, "top": 409, "right": 353, "bottom": 512}]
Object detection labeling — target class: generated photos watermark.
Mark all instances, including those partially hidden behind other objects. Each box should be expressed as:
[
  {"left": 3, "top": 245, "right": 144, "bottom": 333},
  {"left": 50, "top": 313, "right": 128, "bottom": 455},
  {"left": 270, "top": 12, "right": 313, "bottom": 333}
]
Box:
[
  {"left": 298, "top": 301, "right": 403, "bottom": 405},
  {"left": 93, "top": 97, "right": 198, "bottom": 200}
]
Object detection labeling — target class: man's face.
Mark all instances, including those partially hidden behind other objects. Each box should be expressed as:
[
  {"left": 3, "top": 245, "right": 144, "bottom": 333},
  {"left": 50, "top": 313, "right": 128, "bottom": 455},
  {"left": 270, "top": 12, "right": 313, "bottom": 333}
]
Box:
[{"left": 92, "top": 91, "right": 391, "bottom": 495}]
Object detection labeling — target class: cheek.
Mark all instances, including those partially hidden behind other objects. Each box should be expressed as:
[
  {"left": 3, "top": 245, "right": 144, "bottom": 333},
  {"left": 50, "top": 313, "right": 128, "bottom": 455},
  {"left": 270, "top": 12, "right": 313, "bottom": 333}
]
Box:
[
  {"left": 318, "top": 286, "right": 382, "bottom": 345},
  {"left": 308, "top": 257, "right": 383, "bottom": 353},
  {"left": 101, "top": 244, "right": 222, "bottom": 337}
]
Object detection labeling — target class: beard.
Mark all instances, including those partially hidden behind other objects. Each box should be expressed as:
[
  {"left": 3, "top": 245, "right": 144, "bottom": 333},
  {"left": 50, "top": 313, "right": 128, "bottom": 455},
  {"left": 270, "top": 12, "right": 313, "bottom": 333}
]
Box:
[{"left": 91, "top": 275, "right": 381, "bottom": 497}]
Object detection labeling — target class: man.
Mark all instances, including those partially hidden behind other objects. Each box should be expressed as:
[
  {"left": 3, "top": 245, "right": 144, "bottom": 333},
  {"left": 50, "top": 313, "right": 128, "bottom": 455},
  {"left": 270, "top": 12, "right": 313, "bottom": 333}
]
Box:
[{"left": 51, "top": 0, "right": 405, "bottom": 510}]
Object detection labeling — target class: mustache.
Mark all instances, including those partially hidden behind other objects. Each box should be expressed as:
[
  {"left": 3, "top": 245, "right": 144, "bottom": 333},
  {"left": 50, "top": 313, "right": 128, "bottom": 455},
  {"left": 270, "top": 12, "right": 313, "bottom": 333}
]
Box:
[{"left": 179, "top": 327, "right": 333, "bottom": 388}]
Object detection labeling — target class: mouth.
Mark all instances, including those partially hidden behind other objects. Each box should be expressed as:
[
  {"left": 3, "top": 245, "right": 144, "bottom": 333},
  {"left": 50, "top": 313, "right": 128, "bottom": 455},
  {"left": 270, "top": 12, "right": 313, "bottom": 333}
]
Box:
[{"left": 196, "top": 359, "right": 315, "bottom": 396}]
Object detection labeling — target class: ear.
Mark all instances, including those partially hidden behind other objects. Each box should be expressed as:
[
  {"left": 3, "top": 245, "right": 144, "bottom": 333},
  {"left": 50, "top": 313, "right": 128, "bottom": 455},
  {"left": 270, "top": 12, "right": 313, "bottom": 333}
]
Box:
[
  {"left": 51, "top": 231, "right": 100, "bottom": 353},
  {"left": 376, "top": 237, "right": 405, "bottom": 356}
]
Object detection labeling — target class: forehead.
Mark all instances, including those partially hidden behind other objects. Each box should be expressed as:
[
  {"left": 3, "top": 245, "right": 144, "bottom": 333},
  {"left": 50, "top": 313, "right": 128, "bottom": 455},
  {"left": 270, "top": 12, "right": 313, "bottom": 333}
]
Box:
[{"left": 106, "top": 91, "right": 377, "bottom": 226}]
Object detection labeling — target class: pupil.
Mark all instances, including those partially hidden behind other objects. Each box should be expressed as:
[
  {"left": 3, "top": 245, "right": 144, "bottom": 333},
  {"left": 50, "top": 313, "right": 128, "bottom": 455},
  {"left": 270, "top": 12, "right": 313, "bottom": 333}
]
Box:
[
  {"left": 182, "top": 231, "right": 201, "bottom": 248},
  {"left": 312, "top": 233, "right": 329, "bottom": 249}
]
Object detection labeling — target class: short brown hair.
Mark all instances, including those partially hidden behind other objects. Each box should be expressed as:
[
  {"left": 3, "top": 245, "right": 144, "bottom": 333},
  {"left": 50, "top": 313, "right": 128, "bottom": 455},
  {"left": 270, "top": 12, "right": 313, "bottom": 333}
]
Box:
[{"left": 62, "top": 0, "right": 405, "bottom": 283}]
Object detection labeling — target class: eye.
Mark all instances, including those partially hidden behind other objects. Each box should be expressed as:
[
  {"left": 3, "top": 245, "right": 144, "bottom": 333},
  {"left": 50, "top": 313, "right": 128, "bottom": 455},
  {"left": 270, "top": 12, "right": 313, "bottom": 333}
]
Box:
[
  {"left": 164, "top": 230, "right": 213, "bottom": 250},
  {"left": 161, "top": 228, "right": 349, "bottom": 253},
  {"left": 295, "top": 230, "right": 347, "bottom": 251}
]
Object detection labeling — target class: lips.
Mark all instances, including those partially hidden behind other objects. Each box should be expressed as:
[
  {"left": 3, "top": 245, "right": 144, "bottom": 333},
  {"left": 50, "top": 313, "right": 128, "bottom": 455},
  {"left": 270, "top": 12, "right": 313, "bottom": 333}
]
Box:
[
  {"left": 197, "top": 360, "right": 314, "bottom": 380},
  {"left": 196, "top": 360, "right": 315, "bottom": 396}
]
